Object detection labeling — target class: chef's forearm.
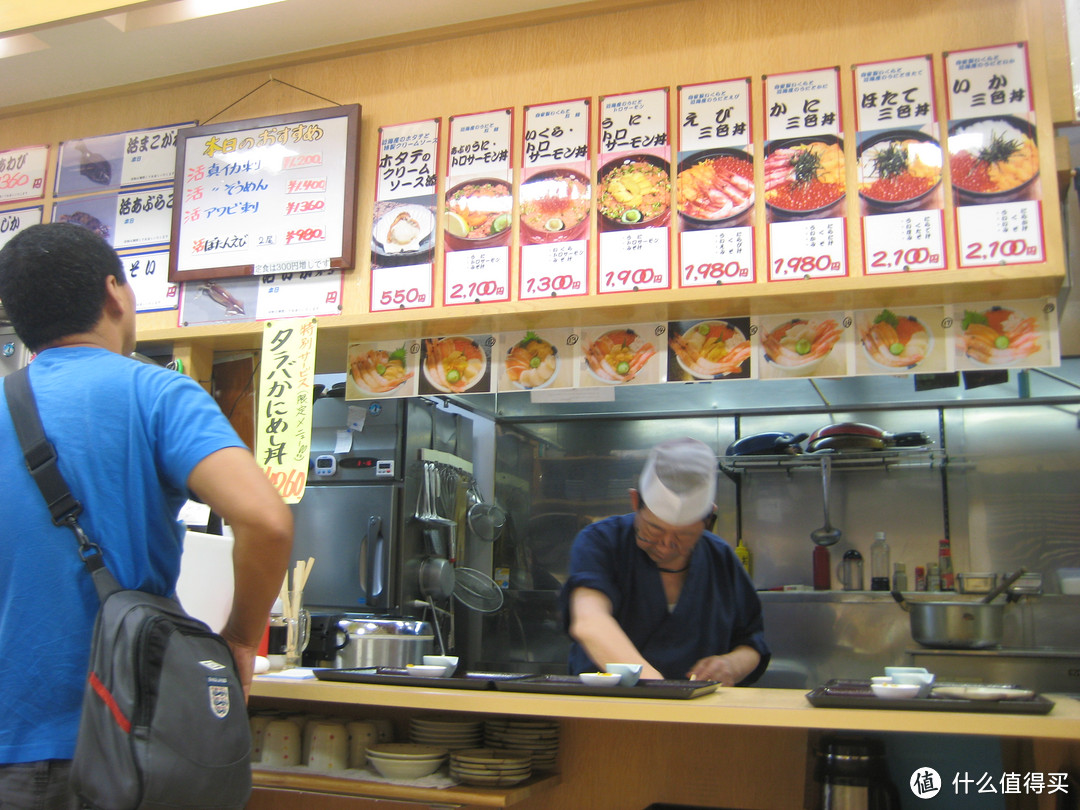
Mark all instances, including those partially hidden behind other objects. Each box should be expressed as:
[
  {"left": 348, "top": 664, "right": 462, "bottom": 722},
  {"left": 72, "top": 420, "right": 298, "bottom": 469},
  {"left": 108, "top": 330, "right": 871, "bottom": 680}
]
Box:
[{"left": 569, "top": 611, "right": 660, "bottom": 678}]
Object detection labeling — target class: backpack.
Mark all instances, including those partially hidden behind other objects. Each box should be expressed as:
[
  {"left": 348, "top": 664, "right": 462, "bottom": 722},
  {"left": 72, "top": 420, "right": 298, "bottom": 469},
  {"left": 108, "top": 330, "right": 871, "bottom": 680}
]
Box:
[{"left": 4, "top": 366, "right": 252, "bottom": 810}]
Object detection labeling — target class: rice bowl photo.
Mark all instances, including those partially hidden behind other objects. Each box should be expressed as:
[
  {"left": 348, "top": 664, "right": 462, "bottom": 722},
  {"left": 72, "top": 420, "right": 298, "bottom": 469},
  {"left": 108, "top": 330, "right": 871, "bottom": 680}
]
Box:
[
  {"left": 961, "top": 306, "right": 1041, "bottom": 367},
  {"left": 504, "top": 332, "right": 560, "bottom": 390},
  {"left": 422, "top": 336, "right": 488, "bottom": 393},
  {"left": 349, "top": 344, "right": 415, "bottom": 396},
  {"left": 760, "top": 317, "right": 844, "bottom": 376},
  {"left": 669, "top": 320, "right": 751, "bottom": 379},
  {"left": 857, "top": 310, "right": 933, "bottom": 370},
  {"left": 582, "top": 328, "right": 658, "bottom": 384}
]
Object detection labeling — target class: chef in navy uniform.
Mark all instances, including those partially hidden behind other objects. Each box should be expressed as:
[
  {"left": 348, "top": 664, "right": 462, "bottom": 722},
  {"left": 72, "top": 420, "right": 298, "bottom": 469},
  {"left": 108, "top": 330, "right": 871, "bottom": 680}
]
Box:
[{"left": 561, "top": 437, "right": 769, "bottom": 685}]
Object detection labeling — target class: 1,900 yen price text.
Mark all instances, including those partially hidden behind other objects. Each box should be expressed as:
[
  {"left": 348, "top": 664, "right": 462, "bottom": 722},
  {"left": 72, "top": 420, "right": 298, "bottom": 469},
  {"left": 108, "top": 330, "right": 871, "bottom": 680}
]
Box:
[{"left": 603, "top": 267, "right": 661, "bottom": 288}]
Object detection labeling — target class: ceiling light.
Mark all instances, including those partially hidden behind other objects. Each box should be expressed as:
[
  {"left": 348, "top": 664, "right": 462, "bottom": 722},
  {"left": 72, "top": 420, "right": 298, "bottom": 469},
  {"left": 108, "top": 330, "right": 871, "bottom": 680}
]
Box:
[
  {"left": 0, "top": 33, "right": 49, "bottom": 59},
  {"left": 106, "top": 0, "right": 287, "bottom": 32}
]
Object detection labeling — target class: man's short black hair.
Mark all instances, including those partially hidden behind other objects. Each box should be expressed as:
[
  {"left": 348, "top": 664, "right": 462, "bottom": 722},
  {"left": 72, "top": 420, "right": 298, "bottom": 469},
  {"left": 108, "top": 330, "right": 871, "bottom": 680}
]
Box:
[{"left": 0, "top": 223, "right": 125, "bottom": 352}]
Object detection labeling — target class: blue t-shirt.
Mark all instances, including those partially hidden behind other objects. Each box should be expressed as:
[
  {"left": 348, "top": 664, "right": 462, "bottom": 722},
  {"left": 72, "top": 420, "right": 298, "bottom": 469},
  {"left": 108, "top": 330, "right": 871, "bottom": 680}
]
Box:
[
  {"left": 560, "top": 513, "right": 770, "bottom": 683},
  {"left": 0, "top": 347, "right": 245, "bottom": 764}
]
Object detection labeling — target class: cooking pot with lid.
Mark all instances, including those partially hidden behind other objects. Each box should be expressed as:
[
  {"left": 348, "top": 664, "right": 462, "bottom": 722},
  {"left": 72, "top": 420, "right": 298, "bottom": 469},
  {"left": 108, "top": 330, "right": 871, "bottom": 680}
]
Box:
[{"left": 334, "top": 618, "right": 434, "bottom": 668}]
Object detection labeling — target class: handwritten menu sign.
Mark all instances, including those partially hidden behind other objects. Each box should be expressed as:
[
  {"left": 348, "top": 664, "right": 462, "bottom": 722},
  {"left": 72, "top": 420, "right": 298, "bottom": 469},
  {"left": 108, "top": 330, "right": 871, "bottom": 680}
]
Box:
[
  {"left": 370, "top": 119, "right": 439, "bottom": 312},
  {"left": 945, "top": 42, "right": 1044, "bottom": 268},
  {"left": 854, "top": 55, "right": 946, "bottom": 275},
  {"left": 519, "top": 98, "right": 591, "bottom": 300},
  {"left": 443, "top": 109, "right": 513, "bottom": 306},
  {"left": 0, "top": 145, "right": 48, "bottom": 204},
  {"left": 256, "top": 319, "right": 318, "bottom": 504},
  {"left": 169, "top": 105, "right": 359, "bottom": 282},
  {"left": 597, "top": 88, "right": 671, "bottom": 294},
  {"left": 56, "top": 123, "right": 192, "bottom": 197},
  {"left": 121, "top": 248, "right": 178, "bottom": 313},
  {"left": 764, "top": 67, "right": 847, "bottom": 281},
  {"left": 0, "top": 206, "right": 43, "bottom": 251},
  {"left": 677, "top": 78, "right": 755, "bottom": 288}
]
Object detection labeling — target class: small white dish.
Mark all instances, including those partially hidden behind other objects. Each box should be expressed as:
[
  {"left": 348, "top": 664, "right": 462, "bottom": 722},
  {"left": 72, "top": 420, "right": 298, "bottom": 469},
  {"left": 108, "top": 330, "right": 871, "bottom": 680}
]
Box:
[
  {"left": 888, "top": 671, "right": 935, "bottom": 697},
  {"left": 422, "top": 655, "right": 459, "bottom": 677},
  {"left": 405, "top": 664, "right": 449, "bottom": 678},
  {"left": 870, "top": 676, "right": 893, "bottom": 685},
  {"left": 604, "top": 663, "right": 643, "bottom": 686},
  {"left": 579, "top": 671, "right": 622, "bottom": 687},
  {"left": 871, "top": 682, "right": 921, "bottom": 700}
]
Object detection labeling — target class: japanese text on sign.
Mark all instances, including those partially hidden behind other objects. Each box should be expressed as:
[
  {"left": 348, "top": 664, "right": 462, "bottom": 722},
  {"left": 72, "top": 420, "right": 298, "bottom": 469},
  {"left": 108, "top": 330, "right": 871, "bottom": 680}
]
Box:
[
  {"left": 680, "top": 79, "right": 751, "bottom": 151},
  {"left": 946, "top": 42, "right": 1032, "bottom": 119},
  {"left": 855, "top": 56, "right": 935, "bottom": 131},
  {"left": 600, "top": 88, "right": 668, "bottom": 154},
  {"left": 765, "top": 67, "right": 841, "bottom": 140}
]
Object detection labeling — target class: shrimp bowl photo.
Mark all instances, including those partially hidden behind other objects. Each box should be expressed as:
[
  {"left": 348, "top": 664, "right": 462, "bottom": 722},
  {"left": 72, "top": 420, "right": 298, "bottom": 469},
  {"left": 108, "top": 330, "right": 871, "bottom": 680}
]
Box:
[
  {"left": 761, "top": 317, "right": 844, "bottom": 376},
  {"left": 961, "top": 306, "right": 1041, "bottom": 367},
  {"left": 422, "top": 336, "right": 488, "bottom": 393},
  {"left": 858, "top": 310, "right": 933, "bottom": 371},
  {"left": 583, "top": 328, "right": 657, "bottom": 384},
  {"left": 669, "top": 320, "right": 751, "bottom": 379},
  {"left": 504, "top": 332, "right": 560, "bottom": 390},
  {"left": 349, "top": 344, "right": 415, "bottom": 396}
]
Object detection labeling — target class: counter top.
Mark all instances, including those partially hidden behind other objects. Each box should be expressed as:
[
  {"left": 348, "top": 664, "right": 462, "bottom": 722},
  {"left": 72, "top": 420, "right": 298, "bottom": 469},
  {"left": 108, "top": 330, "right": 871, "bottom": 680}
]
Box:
[{"left": 250, "top": 678, "right": 1080, "bottom": 741}]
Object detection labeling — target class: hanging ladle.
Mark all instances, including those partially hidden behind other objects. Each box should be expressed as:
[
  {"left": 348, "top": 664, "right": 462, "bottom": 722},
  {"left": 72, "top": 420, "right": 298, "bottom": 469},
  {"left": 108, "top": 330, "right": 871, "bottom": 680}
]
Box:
[{"left": 811, "top": 455, "right": 842, "bottom": 546}]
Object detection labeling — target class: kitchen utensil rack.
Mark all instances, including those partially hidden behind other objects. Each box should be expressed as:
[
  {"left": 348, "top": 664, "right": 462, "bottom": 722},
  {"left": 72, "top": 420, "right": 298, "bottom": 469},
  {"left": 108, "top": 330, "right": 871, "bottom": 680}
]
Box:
[{"left": 720, "top": 447, "right": 953, "bottom": 475}]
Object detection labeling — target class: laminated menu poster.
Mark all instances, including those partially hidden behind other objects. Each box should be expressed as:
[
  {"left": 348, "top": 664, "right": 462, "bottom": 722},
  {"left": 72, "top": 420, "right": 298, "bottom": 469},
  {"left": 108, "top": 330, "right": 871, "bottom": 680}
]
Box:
[
  {"left": 518, "top": 98, "right": 591, "bottom": 300},
  {"left": 51, "top": 185, "right": 173, "bottom": 251},
  {"left": 945, "top": 43, "right": 1045, "bottom": 268},
  {"left": 952, "top": 299, "right": 1058, "bottom": 371},
  {"left": 676, "top": 79, "right": 755, "bottom": 288},
  {"left": 0, "top": 145, "right": 48, "bottom": 205},
  {"left": 55, "top": 123, "right": 192, "bottom": 197},
  {"left": 667, "top": 317, "right": 752, "bottom": 382},
  {"left": 443, "top": 109, "right": 513, "bottom": 306},
  {"left": 345, "top": 339, "right": 421, "bottom": 400},
  {"left": 417, "top": 334, "right": 495, "bottom": 395},
  {"left": 577, "top": 323, "right": 665, "bottom": 387},
  {"left": 854, "top": 55, "right": 947, "bottom": 275},
  {"left": 755, "top": 311, "right": 851, "bottom": 379},
  {"left": 0, "top": 206, "right": 43, "bottom": 251},
  {"left": 121, "top": 248, "right": 178, "bottom": 313},
  {"left": 763, "top": 67, "right": 847, "bottom": 282},
  {"left": 495, "top": 328, "right": 578, "bottom": 392},
  {"left": 852, "top": 305, "right": 949, "bottom": 376},
  {"left": 370, "top": 119, "right": 438, "bottom": 313},
  {"left": 597, "top": 88, "right": 671, "bottom": 294}
]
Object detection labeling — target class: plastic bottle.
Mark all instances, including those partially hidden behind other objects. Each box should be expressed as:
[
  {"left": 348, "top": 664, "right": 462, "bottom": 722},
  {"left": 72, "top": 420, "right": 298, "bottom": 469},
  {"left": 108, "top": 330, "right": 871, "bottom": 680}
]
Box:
[
  {"left": 938, "top": 538, "right": 955, "bottom": 591},
  {"left": 267, "top": 597, "right": 287, "bottom": 672},
  {"left": 914, "top": 565, "right": 927, "bottom": 591},
  {"left": 735, "top": 538, "right": 752, "bottom": 577},
  {"left": 812, "top": 544, "right": 831, "bottom": 590},
  {"left": 892, "top": 562, "right": 908, "bottom": 593},
  {"left": 927, "top": 563, "right": 941, "bottom": 592},
  {"left": 870, "top": 531, "right": 891, "bottom": 591}
]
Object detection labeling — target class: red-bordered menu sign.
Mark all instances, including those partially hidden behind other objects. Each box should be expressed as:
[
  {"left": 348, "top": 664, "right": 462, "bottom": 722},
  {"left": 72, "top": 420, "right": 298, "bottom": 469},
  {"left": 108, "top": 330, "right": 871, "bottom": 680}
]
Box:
[
  {"left": 854, "top": 55, "right": 947, "bottom": 275},
  {"left": 945, "top": 42, "right": 1045, "bottom": 268},
  {"left": 597, "top": 87, "right": 672, "bottom": 294},
  {"left": 677, "top": 78, "right": 755, "bottom": 288},
  {"left": 764, "top": 67, "right": 847, "bottom": 281}
]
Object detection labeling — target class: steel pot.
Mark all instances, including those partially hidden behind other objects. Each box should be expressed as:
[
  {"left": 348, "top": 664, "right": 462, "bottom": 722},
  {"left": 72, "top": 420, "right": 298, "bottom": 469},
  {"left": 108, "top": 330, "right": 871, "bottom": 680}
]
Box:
[
  {"left": 891, "top": 592, "right": 1004, "bottom": 649},
  {"left": 334, "top": 619, "right": 434, "bottom": 668}
]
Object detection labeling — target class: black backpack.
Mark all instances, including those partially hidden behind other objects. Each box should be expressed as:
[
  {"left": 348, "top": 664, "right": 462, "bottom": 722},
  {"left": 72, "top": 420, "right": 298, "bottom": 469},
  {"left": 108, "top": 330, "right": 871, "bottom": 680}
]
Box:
[{"left": 5, "top": 367, "right": 252, "bottom": 810}]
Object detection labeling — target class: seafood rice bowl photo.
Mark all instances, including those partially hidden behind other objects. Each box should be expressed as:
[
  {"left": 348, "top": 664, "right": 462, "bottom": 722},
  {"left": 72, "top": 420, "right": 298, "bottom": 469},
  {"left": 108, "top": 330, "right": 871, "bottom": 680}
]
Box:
[
  {"left": 677, "top": 149, "right": 755, "bottom": 228},
  {"left": 349, "top": 345, "right": 414, "bottom": 395},
  {"left": 583, "top": 329, "right": 657, "bottom": 384},
  {"left": 444, "top": 179, "right": 513, "bottom": 250},
  {"left": 857, "top": 130, "right": 942, "bottom": 213},
  {"left": 961, "top": 307, "right": 1040, "bottom": 366},
  {"left": 597, "top": 154, "right": 671, "bottom": 230},
  {"left": 669, "top": 320, "right": 751, "bottom": 379},
  {"left": 519, "top": 169, "right": 591, "bottom": 243},
  {"left": 948, "top": 116, "right": 1039, "bottom": 205},
  {"left": 761, "top": 318, "right": 844, "bottom": 376},
  {"left": 504, "top": 332, "right": 560, "bottom": 390},
  {"left": 857, "top": 310, "right": 933, "bottom": 371},
  {"left": 422, "top": 336, "right": 488, "bottom": 393},
  {"left": 764, "top": 136, "right": 846, "bottom": 220}
]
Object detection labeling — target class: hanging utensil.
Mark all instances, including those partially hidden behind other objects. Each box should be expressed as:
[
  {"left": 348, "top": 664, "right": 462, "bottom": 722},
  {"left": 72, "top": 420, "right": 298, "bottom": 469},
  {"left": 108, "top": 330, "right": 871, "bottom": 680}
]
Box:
[
  {"left": 452, "top": 567, "right": 504, "bottom": 613},
  {"left": 468, "top": 501, "right": 507, "bottom": 543},
  {"left": 980, "top": 567, "right": 1027, "bottom": 604},
  {"left": 810, "top": 456, "right": 842, "bottom": 546}
]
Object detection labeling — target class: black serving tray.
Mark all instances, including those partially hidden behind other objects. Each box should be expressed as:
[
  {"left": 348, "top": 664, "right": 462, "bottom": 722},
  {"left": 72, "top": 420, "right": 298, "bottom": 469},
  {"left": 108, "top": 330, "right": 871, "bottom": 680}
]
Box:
[
  {"left": 493, "top": 674, "right": 720, "bottom": 699},
  {"left": 313, "top": 667, "right": 531, "bottom": 690},
  {"left": 806, "top": 679, "right": 1055, "bottom": 715}
]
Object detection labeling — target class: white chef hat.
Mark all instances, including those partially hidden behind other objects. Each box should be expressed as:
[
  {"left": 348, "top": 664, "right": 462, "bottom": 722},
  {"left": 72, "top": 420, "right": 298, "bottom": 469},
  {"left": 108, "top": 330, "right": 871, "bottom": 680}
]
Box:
[{"left": 638, "top": 437, "right": 718, "bottom": 526}]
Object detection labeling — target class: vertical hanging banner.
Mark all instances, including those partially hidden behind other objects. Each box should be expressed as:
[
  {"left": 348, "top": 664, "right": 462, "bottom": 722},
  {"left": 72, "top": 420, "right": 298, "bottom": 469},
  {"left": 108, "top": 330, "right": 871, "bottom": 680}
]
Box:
[
  {"left": 677, "top": 78, "right": 755, "bottom": 288},
  {"left": 370, "top": 119, "right": 439, "bottom": 312},
  {"left": 518, "top": 98, "right": 591, "bottom": 300},
  {"left": 257, "top": 319, "right": 318, "bottom": 504},
  {"left": 764, "top": 67, "right": 847, "bottom": 281},
  {"left": 597, "top": 88, "right": 671, "bottom": 294},
  {"left": 945, "top": 42, "right": 1044, "bottom": 268},
  {"left": 0, "top": 145, "right": 49, "bottom": 204},
  {"left": 443, "top": 109, "right": 513, "bottom": 306},
  {"left": 854, "top": 55, "right": 946, "bottom": 275}
]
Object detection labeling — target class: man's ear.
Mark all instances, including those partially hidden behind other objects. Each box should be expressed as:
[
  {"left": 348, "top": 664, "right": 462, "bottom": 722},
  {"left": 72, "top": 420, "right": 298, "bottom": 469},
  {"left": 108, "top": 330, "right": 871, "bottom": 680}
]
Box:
[{"left": 102, "top": 274, "right": 126, "bottom": 315}]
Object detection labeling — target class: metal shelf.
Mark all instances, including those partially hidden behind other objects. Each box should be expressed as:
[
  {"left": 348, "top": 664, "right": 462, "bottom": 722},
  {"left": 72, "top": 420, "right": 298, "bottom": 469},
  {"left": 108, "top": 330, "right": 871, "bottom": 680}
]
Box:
[{"left": 720, "top": 448, "right": 951, "bottom": 475}]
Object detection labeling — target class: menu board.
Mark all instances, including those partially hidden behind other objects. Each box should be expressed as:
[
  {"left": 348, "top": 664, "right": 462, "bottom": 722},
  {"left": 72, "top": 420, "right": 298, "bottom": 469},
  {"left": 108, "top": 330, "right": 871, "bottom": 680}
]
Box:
[
  {"left": 121, "top": 248, "right": 178, "bottom": 313},
  {"left": 55, "top": 123, "right": 192, "bottom": 197},
  {"left": 597, "top": 88, "right": 671, "bottom": 294},
  {"left": 764, "top": 67, "right": 847, "bottom": 281},
  {"left": 854, "top": 55, "right": 947, "bottom": 275},
  {"left": 169, "top": 105, "right": 359, "bottom": 282},
  {"left": 52, "top": 185, "right": 174, "bottom": 251},
  {"left": 0, "top": 206, "right": 43, "bottom": 252},
  {"left": 945, "top": 43, "right": 1044, "bottom": 268},
  {"left": 677, "top": 78, "right": 755, "bottom": 288},
  {"left": 518, "top": 98, "right": 591, "bottom": 300},
  {"left": 0, "top": 145, "right": 48, "bottom": 205}
]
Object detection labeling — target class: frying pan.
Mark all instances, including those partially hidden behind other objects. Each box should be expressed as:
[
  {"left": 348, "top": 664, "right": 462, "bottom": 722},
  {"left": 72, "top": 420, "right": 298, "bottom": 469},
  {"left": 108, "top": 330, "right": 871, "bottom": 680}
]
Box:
[
  {"left": 807, "top": 423, "right": 929, "bottom": 453},
  {"left": 726, "top": 431, "right": 808, "bottom": 456}
]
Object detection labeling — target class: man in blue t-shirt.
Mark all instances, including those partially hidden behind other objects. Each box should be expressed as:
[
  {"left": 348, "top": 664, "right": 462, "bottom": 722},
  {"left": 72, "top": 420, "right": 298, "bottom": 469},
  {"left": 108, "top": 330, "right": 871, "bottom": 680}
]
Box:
[
  {"left": 0, "top": 223, "right": 293, "bottom": 807},
  {"left": 561, "top": 437, "right": 769, "bottom": 685}
]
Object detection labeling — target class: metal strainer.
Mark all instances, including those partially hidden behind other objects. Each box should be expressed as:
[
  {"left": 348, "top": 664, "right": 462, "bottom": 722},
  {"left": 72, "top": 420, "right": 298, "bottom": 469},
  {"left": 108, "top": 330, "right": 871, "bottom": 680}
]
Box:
[{"left": 452, "top": 567, "right": 504, "bottom": 613}]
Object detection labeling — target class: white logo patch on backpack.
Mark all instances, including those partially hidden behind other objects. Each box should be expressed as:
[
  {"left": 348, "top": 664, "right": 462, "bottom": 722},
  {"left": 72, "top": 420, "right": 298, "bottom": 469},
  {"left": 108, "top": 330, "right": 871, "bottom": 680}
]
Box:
[{"left": 208, "top": 676, "right": 231, "bottom": 718}]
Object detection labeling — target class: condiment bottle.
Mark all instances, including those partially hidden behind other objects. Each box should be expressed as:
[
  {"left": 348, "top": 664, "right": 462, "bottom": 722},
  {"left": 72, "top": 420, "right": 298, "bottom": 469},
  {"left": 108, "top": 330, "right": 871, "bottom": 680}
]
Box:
[
  {"left": 914, "top": 565, "right": 926, "bottom": 591},
  {"left": 938, "top": 538, "right": 955, "bottom": 591},
  {"left": 837, "top": 549, "right": 863, "bottom": 591},
  {"left": 735, "top": 538, "right": 752, "bottom": 576},
  {"left": 870, "top": 531, "right": 890, "bottom": 591},
  {"left": 813, "top": 545, "right": 831, "bottom": 591},
  {"left": 927, "top": 563, "right": 941, "bottom": 592},
  {"left": 892, "top": 562, "right": 908, "bottom": 593}
]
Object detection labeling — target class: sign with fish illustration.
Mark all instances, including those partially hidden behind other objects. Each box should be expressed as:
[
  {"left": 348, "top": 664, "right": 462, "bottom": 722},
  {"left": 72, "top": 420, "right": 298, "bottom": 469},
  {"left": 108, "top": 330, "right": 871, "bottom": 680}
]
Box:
[
  {"left": 597, "top": 87, "right": 671, "bottom": 294},
  {"left": 50, "top": 184, "right": 173, "bottom": 251},
  {"left": 370, "top": 118, "right": 439, "bottom": 312},
  {"left": 55, "top": 122, "right": 193, "bottom": 197},
  {"left": 168, "top": 105, "right": 360, "bottom": 282},
  {"left": 763, "top": 66, "right": 848, "bottom": 281},
  {"left": 854, "top": 55, "right": 947, "bottom": 275},
  {"left": 677, "top": 78, "right": 755, "bottom": 288},
  {"left": 518, "top": 97, "right": 591, "bottom": 300},
  {"left": 0, "top": 144, "right": 48, "bottom": 205},
  {"left": 945, "top": 42, "right": 1045, "bottom": 268}
]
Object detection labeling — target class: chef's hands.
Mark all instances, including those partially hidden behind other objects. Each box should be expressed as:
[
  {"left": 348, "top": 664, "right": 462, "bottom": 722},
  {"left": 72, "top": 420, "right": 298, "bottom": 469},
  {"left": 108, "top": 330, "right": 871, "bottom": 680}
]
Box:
[{"left": 687, "top": 645, "right": 761, "bottom": 687}]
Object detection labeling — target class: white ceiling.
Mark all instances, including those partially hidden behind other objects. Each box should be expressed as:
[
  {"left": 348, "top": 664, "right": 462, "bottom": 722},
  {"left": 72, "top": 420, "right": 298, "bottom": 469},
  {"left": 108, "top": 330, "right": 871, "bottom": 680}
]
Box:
[{"left": 0, "top": 0, "right": 583, "bottom": 110}]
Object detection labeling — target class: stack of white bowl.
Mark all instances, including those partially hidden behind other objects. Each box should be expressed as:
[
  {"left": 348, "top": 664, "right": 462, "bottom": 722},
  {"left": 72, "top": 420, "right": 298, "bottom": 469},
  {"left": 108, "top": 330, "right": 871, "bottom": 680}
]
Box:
[
  {"left": 483, "top": 718, "right": 560, "bottom": 771},
  {"left": 409, "top": 714, "right": 484, "bottom": 751},
  {"left": 450, "top": 748, "right": 532, "bottom": 786},
  {"left": 365, "top": 743, "right": 447, "bottom": 780}
]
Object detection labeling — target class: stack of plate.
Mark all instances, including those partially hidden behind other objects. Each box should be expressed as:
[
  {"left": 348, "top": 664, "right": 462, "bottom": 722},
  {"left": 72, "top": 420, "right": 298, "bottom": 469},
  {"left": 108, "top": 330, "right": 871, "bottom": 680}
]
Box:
[
  {"left": 450, "top": 748, "right": 532, "bottom": 786},
  {"left": 409, "top": 715, "right": 484, "bottom": 751},
  {"left": 483, "top": 718, "right": 560, "bottom": 770}
]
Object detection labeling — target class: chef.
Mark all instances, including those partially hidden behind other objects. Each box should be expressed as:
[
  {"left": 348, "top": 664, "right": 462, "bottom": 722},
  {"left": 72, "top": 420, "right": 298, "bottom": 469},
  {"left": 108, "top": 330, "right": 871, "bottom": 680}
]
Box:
[{"left": 560, "top": 437, "right": 769, "bottom": 685}]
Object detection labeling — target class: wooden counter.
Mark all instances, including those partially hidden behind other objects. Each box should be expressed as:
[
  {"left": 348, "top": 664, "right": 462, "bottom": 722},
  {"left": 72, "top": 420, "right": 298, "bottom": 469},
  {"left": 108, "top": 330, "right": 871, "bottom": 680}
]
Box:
[{"left": 248, "top": 678, "right": 1080, "bottom": 809}]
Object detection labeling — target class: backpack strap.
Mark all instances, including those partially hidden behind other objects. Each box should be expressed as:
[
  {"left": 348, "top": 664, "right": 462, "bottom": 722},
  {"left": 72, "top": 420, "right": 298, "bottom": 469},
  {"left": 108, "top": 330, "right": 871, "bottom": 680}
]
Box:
[{"left": 4, "top": 366, "right": 121, "bottom": 601}]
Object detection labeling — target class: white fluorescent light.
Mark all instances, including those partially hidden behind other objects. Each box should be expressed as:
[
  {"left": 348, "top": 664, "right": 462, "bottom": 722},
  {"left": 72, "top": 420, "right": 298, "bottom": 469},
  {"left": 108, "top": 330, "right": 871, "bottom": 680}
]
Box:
[
  {"left": 0, "top": 33, "right": 49, "bottom": 59},
  {"left": 106, "top": 0, "right": 287, "bottom": 32}
]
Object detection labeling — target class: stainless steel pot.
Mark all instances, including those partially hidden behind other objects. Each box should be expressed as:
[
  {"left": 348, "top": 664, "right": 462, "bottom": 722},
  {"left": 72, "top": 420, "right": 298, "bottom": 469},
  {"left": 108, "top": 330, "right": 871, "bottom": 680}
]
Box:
[
  {"left": 891, "top": 591, "right": 1005, "bottom": 648},
  {"left": 334, "top": 619, "right": 434, "bottom": 668}
]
